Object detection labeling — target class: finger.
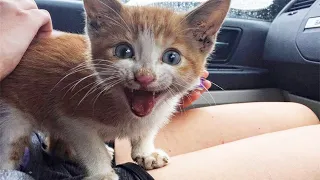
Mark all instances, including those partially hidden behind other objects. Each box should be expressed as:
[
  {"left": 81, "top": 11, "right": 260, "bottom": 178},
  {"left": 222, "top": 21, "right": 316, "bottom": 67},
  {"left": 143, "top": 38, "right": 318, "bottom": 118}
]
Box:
[
  {"left": 185, "top": 91, "right": 201, "bottom": 108},
  {"left": 28, "top": 9, "right": 53, "bottom": 38},
  {"left": 202, "top": 70, "right": 209, "bottom": 78},
  {"left": 181, "top": 91, "right": 201, "bottom": 108},
  {"left": 199, "top": 80, "right": 212, "bottom": 94},
  {"left": 203, "top": 79, "right": 212, "bottom": 89},
  {"left": 180, "top": 97, "right": 192, "bottom": 109},
  {"left": 36, "top": 10, "right": 53, "bottom": 37},
  {"left": 15, "top": 0, "right": 38, "bottom": 10},
  {"left": 191, "top": 90, "right": 201, "bottom": 100},
  {"left": 195, "top": 78, "right": 211, "bottom": 91}
]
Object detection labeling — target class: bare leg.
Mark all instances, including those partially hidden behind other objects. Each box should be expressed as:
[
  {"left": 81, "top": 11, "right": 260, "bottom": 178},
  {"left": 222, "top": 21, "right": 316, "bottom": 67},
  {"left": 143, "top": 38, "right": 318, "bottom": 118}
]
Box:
[
  {"left": 115, "top": 102, "right": 319, "bottom": 163},
  {"left": 149, "top": 124, "right": 320, "bottom": 180},
  {"left": 156, "top": 102, "right": 319, "bottom": 155}
]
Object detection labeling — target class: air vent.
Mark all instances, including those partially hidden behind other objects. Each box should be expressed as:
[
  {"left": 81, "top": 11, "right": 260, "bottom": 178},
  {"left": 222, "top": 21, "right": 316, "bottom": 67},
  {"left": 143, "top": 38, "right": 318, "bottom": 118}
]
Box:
[
  {"left": 286, "top": 0, "right": 316, "bottom": 12},
  {"left": 207, "top": 27, "right": 241, "bottom": 63}
]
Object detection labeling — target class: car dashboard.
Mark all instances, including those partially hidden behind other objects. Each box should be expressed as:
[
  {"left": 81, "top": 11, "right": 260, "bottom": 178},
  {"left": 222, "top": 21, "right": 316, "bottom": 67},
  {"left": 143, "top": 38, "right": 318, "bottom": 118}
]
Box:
[{"left": 264, "top": 0, "right": 320, "bottom": 101}]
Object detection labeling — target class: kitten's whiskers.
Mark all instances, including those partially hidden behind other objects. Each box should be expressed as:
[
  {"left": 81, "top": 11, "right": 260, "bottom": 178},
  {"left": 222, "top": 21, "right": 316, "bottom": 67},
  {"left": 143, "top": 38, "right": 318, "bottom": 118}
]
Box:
[
  {"left": 210, "top": 81, "right": 225, "bottom": 91},
  {"left": 172, "top": 83, "right": 195, "bottom": 110},
  {"left": 77, "top": 76, "right": 122, "bottom": 107},
  {"left": 167, "top": 87, "right": 184, "bottom": 113},
  {"left": 180, "top": 76, "right": 214, "bottom": 106},
  {"left": 91, "top": 79, "right": 123, "bottom": 110},
  {"left": 50, "top": 62, "right": 91, "bottom": 92},
  {"left": 70, "top": 75, "right": 119, "bottom": 99},
  {"left": 201, "top": 87, "right": 216, "bottom": 105}
]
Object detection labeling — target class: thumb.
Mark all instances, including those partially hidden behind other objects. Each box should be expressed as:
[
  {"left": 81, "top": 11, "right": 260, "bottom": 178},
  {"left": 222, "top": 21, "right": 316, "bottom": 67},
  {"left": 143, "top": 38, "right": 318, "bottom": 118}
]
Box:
[{"left": 29, "top": 9, "right": 53, "bottom": 38}]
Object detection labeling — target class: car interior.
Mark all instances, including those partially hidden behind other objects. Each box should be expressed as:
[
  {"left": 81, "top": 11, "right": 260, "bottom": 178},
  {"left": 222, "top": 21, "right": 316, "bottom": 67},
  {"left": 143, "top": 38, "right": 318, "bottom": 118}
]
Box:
[
  {"left": 0, "top": 0, "right": 319, "bottom": 179},
  {"left": 34, "top": 0, "right": 319, "bottom": 118}
]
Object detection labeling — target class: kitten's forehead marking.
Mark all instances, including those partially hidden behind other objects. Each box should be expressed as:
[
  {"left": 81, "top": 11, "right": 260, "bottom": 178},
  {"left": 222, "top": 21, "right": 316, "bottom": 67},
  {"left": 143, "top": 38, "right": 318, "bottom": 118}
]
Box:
[
  {"left": 134, "top": 28, "right": 164, "bottom": 70},
  {"left": 136, "top": 28, "right": 155, "bottom": 61}
]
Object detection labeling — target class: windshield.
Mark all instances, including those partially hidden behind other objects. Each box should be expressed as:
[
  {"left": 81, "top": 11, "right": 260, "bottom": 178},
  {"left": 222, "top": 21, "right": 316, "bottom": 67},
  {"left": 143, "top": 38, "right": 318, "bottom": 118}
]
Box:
[{"left": 122, "top": 0, "right": 292, "bottom": 22}]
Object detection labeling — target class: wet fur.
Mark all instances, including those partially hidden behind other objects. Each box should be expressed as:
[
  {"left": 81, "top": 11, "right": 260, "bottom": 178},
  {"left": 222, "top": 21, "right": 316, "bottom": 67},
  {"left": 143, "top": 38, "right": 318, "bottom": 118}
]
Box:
[{"left": 0, "top": 0, "right": 230, "bottom": 179}]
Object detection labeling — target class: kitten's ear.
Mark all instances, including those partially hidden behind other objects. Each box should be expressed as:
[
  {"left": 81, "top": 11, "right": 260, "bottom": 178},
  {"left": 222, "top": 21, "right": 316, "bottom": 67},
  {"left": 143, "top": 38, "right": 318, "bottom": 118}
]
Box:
[
  {"left": 83, "top": 0, "right": 123, "bottom": 30},
  {"left": 83, "top": 0, "right": 122, "bottom": 16},
  {"left": 185, "top": 0, "right": 231, "bottom": 52}
]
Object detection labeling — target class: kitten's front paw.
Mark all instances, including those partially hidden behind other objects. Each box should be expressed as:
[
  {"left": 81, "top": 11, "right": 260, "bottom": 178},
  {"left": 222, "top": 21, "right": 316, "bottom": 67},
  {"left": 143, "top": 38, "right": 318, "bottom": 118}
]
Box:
[
  {"left": 133, "top": 149, "right": 170, "bottom": 170},
  {"left": 84, "top": 170, "right": 119, "bottom": 180}
]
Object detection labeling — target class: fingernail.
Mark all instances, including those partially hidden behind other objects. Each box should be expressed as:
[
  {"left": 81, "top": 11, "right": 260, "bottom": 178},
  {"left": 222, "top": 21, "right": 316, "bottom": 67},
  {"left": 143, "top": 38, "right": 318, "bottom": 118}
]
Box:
[{"left": 195, "top": 78, "right": 205, "bottom": 90}]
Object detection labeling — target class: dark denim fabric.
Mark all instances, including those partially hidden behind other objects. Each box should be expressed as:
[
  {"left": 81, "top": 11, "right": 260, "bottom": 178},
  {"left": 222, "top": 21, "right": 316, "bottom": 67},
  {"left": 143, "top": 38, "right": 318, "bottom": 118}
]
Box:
[{"left": 0, "top": 133, "right": 153, "bottom": 180}]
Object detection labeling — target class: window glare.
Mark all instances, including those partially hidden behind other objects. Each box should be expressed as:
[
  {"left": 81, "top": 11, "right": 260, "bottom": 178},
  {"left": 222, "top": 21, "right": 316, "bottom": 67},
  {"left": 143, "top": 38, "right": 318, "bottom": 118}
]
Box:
[{"left": 122, "top": 0, "right": 291, "bottom": 22}]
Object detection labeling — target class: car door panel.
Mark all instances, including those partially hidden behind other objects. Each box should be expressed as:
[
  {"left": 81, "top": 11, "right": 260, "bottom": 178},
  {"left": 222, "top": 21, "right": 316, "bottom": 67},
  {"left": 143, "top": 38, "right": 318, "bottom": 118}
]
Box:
[{"left": 189, "top": 88, "right": 285, "bottom": 109}]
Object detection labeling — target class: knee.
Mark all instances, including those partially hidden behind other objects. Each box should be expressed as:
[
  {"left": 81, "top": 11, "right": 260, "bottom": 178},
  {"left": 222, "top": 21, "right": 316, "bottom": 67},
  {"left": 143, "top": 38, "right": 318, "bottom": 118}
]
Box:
[{"left": 285, "top": 102, "right": 319, "bottom": 124}]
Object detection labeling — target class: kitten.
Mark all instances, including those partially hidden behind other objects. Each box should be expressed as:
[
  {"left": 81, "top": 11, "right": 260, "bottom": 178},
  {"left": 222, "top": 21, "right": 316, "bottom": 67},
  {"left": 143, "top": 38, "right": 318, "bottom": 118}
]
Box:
[{"left": 0, "top": 0, "right": 230, "bottom": 179}]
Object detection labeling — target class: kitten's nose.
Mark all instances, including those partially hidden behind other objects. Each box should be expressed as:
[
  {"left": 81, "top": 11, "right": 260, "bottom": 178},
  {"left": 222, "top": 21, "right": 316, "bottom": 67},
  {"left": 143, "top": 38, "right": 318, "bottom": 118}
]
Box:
[
  {"left": 134, "top": 68, "right": 155, "bottom": 87},
  {"left": 135, "top": 75, "right": 155, "bottom": 86}
]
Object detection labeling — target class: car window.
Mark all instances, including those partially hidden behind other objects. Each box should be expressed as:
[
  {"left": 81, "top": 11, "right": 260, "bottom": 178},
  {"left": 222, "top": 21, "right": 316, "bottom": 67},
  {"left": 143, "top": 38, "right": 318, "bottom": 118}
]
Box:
[{"left": 122, "top": 0, "right": 292, "bottom": 22}]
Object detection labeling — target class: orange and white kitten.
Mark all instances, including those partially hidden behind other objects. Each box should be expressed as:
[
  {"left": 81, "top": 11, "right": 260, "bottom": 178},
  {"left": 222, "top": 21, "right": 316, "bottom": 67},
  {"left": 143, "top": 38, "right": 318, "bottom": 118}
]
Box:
[{"left": 0, "top": 0, "right": 230, "bottom": 179}]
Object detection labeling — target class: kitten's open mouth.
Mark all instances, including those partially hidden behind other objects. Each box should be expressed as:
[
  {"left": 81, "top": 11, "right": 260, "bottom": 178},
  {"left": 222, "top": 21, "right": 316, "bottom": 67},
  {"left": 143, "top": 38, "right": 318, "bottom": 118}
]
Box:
[{"left": 124, "top": 88, "right": 164, "bottom": 117}]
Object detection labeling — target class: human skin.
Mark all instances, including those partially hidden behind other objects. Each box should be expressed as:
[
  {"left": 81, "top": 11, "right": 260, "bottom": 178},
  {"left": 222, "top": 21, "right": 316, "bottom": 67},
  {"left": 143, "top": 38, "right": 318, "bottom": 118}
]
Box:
[
  {"left": 116, "top": 102, "right": 319, "bottom": 158},
  {"left": 0, "top": 0, "right": 53, "bottom": 81},
  {"left": 148, "top": 124, "right": 320, "bottom": 180},
  {"left": 115, "top": 102, "right": 319, "bottom": 180}
]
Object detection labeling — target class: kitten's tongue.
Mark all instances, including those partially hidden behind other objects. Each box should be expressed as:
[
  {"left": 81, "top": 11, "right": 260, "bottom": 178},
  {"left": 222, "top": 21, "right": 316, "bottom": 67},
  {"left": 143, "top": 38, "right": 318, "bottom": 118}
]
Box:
[{"left": 130, "top": 90, "right": 155, "bottom": 117}]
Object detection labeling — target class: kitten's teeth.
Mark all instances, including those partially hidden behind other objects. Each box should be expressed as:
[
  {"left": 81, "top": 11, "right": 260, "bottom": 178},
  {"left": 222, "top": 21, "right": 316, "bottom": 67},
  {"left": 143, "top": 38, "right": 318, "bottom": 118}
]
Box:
[
  {"left": 153, "top": 92, "right": 155, "bottom": 96},
  {"left": 131, "top": 89, "right": 134, "bottom": 93}
]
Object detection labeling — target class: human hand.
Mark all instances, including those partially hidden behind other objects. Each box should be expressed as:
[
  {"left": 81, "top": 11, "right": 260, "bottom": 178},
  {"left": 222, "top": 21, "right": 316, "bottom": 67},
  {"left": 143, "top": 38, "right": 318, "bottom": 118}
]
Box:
[
  {"left": 179, "top": 70, "right": 212, "bottom": 109},
  {"left": 0, "top": 0, "right": 52, "bottom": 81}
]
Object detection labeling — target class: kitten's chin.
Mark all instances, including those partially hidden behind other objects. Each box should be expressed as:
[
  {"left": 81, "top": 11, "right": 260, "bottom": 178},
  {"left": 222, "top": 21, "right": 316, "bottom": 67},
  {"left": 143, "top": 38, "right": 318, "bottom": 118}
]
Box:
[{"left": 123, "top": 88, "right": 165, "bottom": 117}]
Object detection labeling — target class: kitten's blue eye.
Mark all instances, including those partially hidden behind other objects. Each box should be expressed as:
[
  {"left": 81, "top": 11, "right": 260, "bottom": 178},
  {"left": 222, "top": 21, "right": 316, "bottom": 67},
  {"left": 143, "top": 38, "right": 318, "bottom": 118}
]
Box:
[
  {"left": 115, "top": 43, "right": 134, "bottom": 59},
  {"left": 162, "top": 50, "right": 181, "bottom": 65}
]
